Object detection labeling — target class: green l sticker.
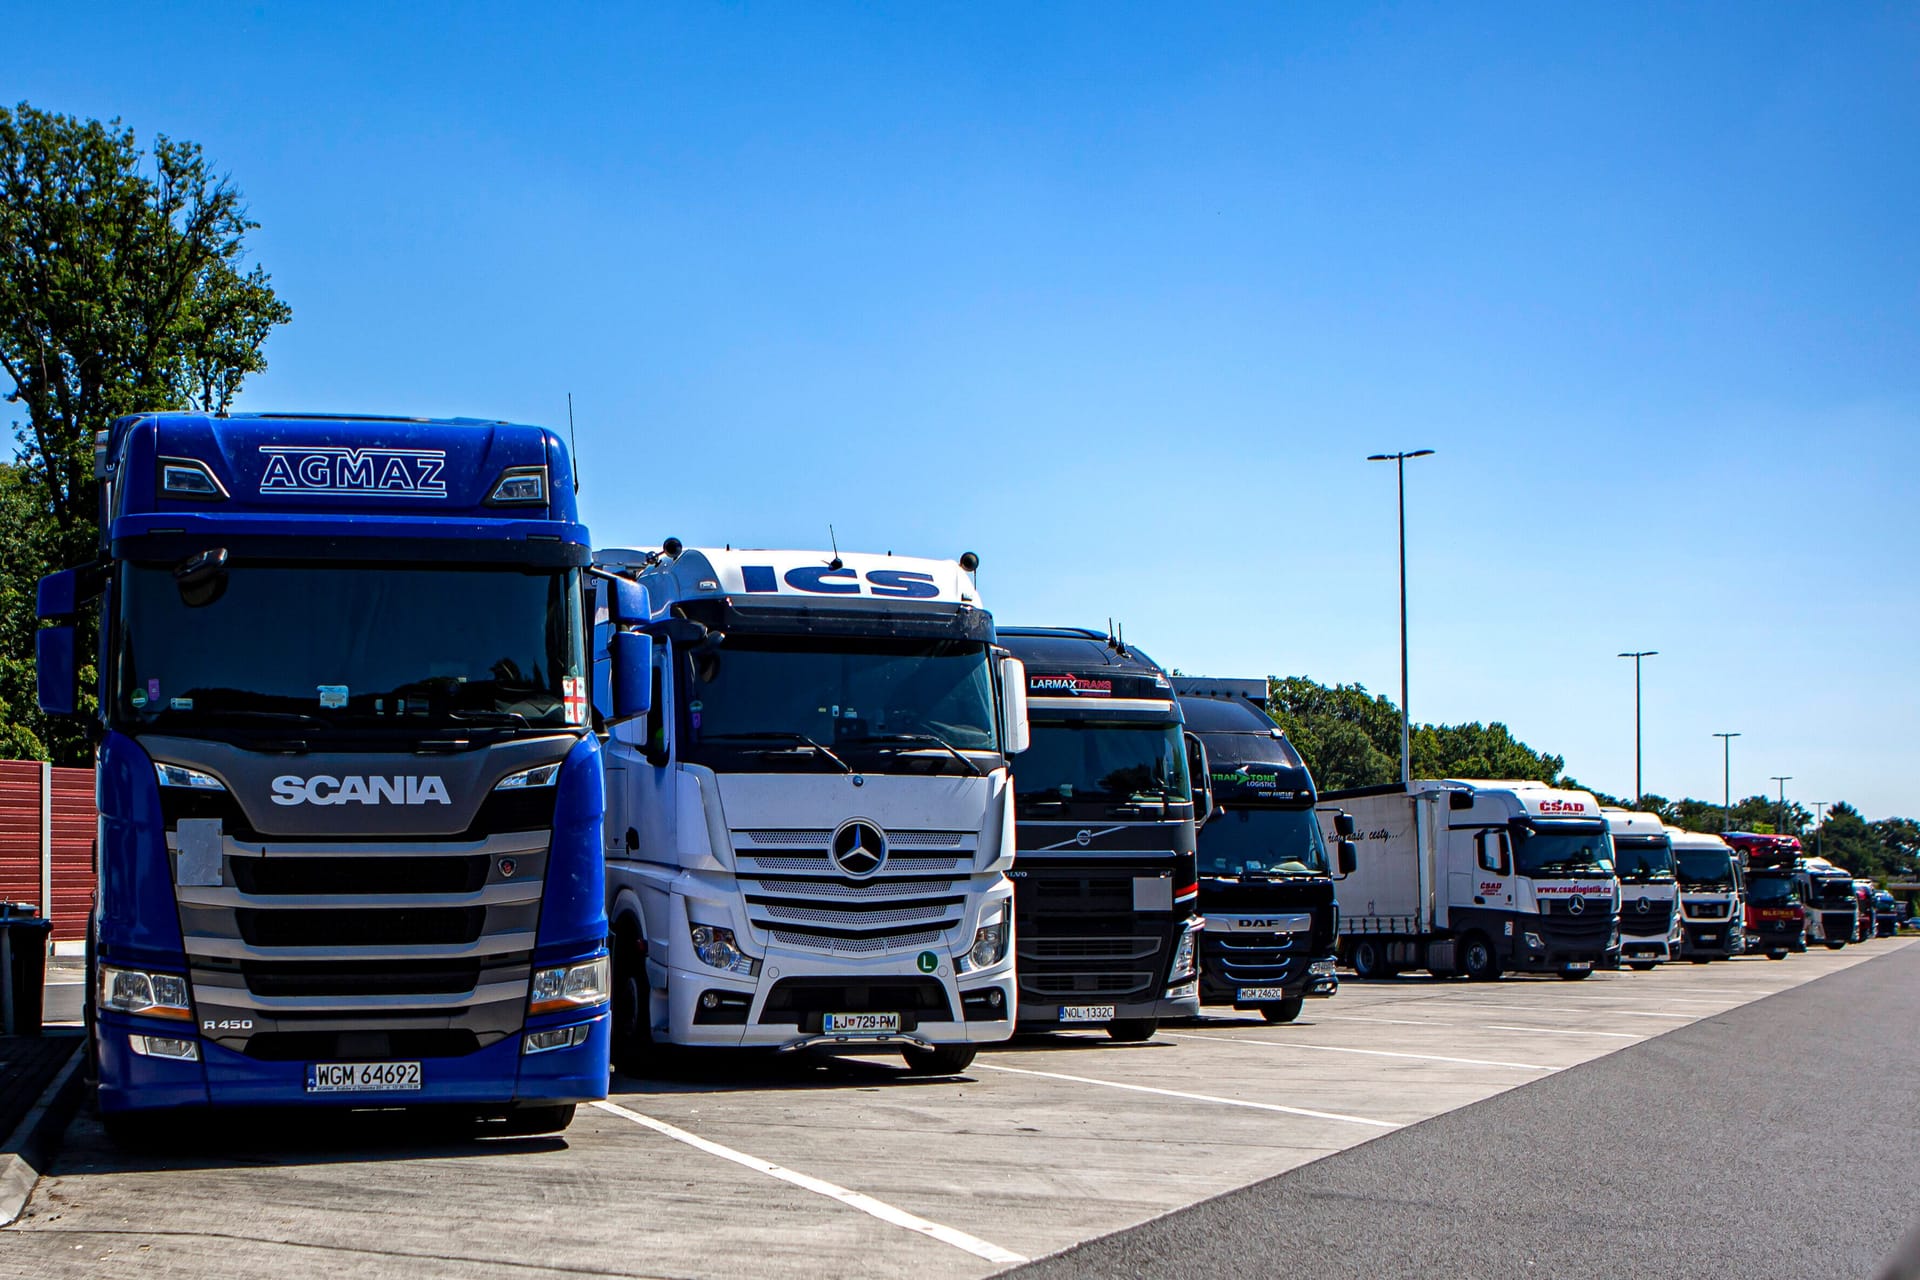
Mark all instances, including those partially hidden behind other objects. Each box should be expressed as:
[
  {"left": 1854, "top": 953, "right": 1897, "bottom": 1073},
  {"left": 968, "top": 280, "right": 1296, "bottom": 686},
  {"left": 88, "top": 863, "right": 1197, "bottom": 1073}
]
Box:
[{"left": 917, "top": 950, "right": 939, "bottom": 974}]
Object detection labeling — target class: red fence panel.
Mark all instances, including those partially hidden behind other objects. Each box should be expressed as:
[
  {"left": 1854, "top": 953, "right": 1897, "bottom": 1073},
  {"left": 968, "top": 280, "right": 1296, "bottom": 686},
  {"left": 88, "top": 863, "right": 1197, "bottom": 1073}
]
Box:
[
  {"left": 0, "top": 760, "right": 99, "bottom": 944},
  {"left": 0, "top": 761, "right": 42, "bottom": 915}
]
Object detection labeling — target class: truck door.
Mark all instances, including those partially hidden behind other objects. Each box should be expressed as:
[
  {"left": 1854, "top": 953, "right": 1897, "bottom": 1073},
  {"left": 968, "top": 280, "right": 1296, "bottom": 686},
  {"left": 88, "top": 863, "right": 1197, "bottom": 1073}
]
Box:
[{"left": 1474, "top": 829, "right": 1516, "bottom": 953}]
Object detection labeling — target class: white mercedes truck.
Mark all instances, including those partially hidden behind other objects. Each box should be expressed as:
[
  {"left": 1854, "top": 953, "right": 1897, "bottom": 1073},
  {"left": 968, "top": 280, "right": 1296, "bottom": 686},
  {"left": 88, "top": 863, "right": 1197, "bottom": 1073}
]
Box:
[
  {"left": 591, "top": 544, "right": 1029, "bottom": 1074},
  {"left": 1668, "top": 826, "right": 1744, "bottom": 961},
  {"left": 1321, "top": 780, "right": 1621, "bottom": 981},
  {"left": 1603, "top": 808, "right": 1682, "bottom": 970}
]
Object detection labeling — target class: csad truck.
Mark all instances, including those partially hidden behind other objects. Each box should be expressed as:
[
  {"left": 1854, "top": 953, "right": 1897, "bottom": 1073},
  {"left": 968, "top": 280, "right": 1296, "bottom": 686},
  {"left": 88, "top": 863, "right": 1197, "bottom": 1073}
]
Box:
[
  {"left": 997, "top": 628, "right": 1205, "bottom": 1041},
  {"left": 1668, "top": 826, "right": 1744, "bottom": 961},
  {"left": 590, "top": 545, "right": 1028, "bottom": 1075},
  {"left": 1172, "top": 678, "right": 1353, "bottom": 1023},
  {"left": 37, "top": 412, "right": 609, "bottom": 1137},
  {"left": 1322, "top": 780, "right": 1621, "bottom": 980},
  {"left": 1602, "top": 808, "right": 1682, "bottom": 970}
]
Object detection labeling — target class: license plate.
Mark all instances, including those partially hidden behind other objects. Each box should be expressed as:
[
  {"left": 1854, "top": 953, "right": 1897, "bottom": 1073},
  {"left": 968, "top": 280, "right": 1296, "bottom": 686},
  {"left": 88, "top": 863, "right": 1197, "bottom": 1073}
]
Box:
[
  {"left": 1058, "top": 1004, "right": 1116, "bottom": 1023},
  {"left": 1698, "top": 933, "right": 1717, "bottom": 943},
  {"left": 306, "top": 1061, "right": 422, "bottom": 1093},
  {"left": 821, "top": 1012, "right": 900, "bottom": 1034},
  {"left": 1237, "top": 987, "right": 1288, "bottom": 1001},
  {"left": 1565, "top": 962, "right": 1592, "bottom": 972}
]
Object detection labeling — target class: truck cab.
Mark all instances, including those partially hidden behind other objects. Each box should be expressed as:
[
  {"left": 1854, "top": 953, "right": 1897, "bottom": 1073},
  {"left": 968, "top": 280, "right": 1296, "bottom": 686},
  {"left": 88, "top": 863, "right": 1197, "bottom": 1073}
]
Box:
[
  {"left": 591, "top": 546, "right": 1027, "bottom": 1075},
  {"left": 1850, "top": 879, "right": 1876, "bottom": 943},
  {"left": 1667, "top": 826, "right": 1744, "bottom": 961},
  {"left": 1173, "top": 680, "right": 1351, "bottom": 1023},
  {"left": 1727, "top": 833, "right": 1806, "bottom": 959},
  {"left": 38, "top": 412, "right": 608, "bottom": 1135},
  {"left": 997, "top": 628, "right": 1204, "bottom": 1041},
  {"left": 1798, "top": 855, "right": 1858, "bottom": 950},
  {"left": 1602, "top": 809, "right": 1681, "bottom": 970}
]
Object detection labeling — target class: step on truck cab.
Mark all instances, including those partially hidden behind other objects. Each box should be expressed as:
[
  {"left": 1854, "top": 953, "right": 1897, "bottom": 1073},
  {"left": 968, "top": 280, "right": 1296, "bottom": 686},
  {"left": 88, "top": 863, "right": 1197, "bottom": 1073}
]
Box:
[
  {"left": 1797, "top": 855, "right": 1858, "bottom": 949},
  {"left": 1668, "top": 827, "right": 1744, "bottom": 960},
  {"left": 997, "top": 628, "right": 1205, "bottom": 1041},
  {"left": 1602, "top": 809, "right": 1682, "bottom": 970},
  {"left": 1322, "top": 780, "right": 1620, "bottom": 981},
  {"left": 1726, "top": 833, "right": 1806, "bottom": 959},
  {"left": 591, "top": 545, "right": 1028, "bottom": 1075},
  {"left": 37, "top": 412, "right": 608, "bottom": 1135},
  {"left": 1172, "top": 678, "right": 1355, "bottom": 1023}
]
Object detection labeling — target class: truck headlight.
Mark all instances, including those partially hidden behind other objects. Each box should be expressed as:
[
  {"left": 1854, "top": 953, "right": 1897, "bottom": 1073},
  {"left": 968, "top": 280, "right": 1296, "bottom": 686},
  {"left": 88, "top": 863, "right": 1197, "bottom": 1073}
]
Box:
[
  {"left": 1308, "top": 959, "right": 1337, "bottom": 978},
  {"left": 1168, "top": 920, "right": 1199, "bottom": 983},
  {"left": 689, "top": 923, "right": 757, "bottom": 976},
  {"left": 98, "top": 965, "right": 193, "bottom": 1020},
  {"left": 956, "top": 900, "right": 1010, "bottom": 973},
  {"left": 529, "top": 956, "right": 609, "bottom": 1014},
  {"left": 154, "top": 762, "right": 225, "bottom": 791},
  {"left": 494, "top": 762, "right": 561, "bottom": 790},
  {"left": 1524, "top": 932, "right": 1544, "bottom": 950}
]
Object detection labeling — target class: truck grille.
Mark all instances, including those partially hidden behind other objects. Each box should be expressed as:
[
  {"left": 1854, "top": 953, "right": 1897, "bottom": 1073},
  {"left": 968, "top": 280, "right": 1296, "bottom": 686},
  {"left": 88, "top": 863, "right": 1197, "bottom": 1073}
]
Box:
[
  {"left": 1683, "top": 899, "right": 1731, "bottom": 919},
  {"left": 1619, "top": 900, "right": 1675, "bottom": 937},
  {"left": 1201, "top": 932, "right": 1306, "bottom": 987},
  {"left": 1012, "top": 864, "right": 1176, "bottom": 1006},
  {"left": 733, "top": 829, "right": 976, "bottom": 956}
]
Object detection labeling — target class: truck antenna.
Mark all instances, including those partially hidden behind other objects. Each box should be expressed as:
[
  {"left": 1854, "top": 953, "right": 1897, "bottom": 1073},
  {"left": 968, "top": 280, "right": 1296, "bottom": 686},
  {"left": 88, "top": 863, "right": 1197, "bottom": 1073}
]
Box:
[
  {"left": 827, "top": 524, "right": 843, "bottom": 571},
  {"left": 566, "top": 393, "right": 580, "bottom": 494}
]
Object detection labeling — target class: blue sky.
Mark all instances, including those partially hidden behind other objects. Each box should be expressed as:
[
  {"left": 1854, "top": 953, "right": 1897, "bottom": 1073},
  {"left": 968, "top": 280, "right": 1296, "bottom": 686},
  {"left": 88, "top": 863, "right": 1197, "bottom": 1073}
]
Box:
[{"left": 13, "top": 3, "right": 1919, "bottom": 818}]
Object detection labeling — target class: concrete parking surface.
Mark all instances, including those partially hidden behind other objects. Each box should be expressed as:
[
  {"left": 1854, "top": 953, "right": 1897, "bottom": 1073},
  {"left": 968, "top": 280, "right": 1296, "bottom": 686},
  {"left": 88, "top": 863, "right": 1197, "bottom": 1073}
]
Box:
[{"left": 3, "top": 938, "right": 1911, "bottom": 1279}]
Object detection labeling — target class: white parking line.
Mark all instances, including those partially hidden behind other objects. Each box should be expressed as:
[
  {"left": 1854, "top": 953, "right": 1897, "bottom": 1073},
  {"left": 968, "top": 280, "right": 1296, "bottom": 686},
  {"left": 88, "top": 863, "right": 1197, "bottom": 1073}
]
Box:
[
  {"left": 1444, "top": 1001, "right": 1696, "bottom": 1019},
  {"left": 1483, "top": 1024, "right": 1643, "bottom": 1039},
  {"left": 974, "top": 1063, "right": 1400, "bottom": 1128},
  {"left": 1313, "top": 1015, "right": 1436, "bottom": 1027},
  {"left": 1161, "top": 1031, "right": 1554, "bottom": 1071},
  {"left": 592, "top": 1100, "right": 1028, "bottom": 1264}
]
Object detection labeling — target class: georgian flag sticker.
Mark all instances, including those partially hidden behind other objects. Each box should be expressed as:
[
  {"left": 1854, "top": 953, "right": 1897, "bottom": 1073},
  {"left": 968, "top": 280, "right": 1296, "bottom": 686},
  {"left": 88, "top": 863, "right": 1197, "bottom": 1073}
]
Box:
[{"left": 563, "top": 675, "right": 587, "bottom": 724}]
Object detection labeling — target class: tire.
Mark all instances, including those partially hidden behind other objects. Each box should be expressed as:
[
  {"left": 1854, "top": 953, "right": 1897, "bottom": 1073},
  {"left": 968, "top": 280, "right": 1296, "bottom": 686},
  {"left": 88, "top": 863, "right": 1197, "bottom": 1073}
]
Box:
[
  {"left": 498, "top": 1103, "right": 576, "bottom": 1136},
  {"left": 1458, "top": 933, "right": 1500, "bottom": 983},
  {"left": 1105, "top": 1019, "right": 1158, "bottom": 1043},
  {"left": 1629, "top": 962, "right": 1656, "bottom": 972},
  {"left": 1768, "top": 951, "right": 1787, "bottom": 961},
  {"left": 1351, "top": 938, "right": 1387, "bottom": 979},
  {"left": 1824, "top": 941, "right": 1846, "bottom": 951},
  {"left": 1559, "top": 967, "right": 1593, "bottom": 981},
  {"left": 610, "top": 925, "right": 664, "bottom": 1077},
  {"left": 1261, "top": 997, "right": 1306, "bottom": 1024},
  {"left": 1690, "top": 957, "right": 1709, "bottom": 964},
  {"left": 901, "top": 1045, "right": 976, "bottom": 1075}
]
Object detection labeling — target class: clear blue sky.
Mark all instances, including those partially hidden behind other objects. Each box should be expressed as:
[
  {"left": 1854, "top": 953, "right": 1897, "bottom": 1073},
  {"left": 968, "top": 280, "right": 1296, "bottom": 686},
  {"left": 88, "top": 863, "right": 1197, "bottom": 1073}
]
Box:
[{"left": 14, "top": 3, "right": 1919, "bottom": 819}]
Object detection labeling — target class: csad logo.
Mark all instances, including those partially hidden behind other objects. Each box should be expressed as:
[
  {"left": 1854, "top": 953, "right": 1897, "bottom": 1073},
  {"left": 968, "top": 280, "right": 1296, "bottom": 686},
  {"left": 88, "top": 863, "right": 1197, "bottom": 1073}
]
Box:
[{"left": 259, "top": 446, "right": 447, "bottom": 499}]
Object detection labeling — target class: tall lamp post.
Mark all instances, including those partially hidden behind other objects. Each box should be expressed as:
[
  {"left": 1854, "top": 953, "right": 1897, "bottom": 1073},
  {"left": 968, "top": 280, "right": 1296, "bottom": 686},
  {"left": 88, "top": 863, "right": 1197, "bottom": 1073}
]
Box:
[
  {"left": 1617, "top": 650, "right": 1657, "bottom": 803},
  {"left": 1367, "top": 448, "right": 1435, "bottom": 786},
  {"left": 1810, "top": 801, "right": 1829, "bottom": 858},
  {"left": 1770, "top": 775, "right": 1793, "bottom": 837},
  {"left": 1713, "top": 732, "right": 1740, "bottom": 830}
]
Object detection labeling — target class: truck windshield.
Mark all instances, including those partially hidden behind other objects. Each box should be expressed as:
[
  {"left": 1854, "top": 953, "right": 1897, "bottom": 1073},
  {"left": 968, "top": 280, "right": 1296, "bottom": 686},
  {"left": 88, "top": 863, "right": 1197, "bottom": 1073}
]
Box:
[
  {"left": 1197, "top": 807, "right": 1328, "bottom": 877},
  {"left": 1014, "top": 721, "right": 1190, "bottom": 821},
  {"left": 1513, "top": 823, "right": 1614, "bottom": 877},
  {"left": 1807, "top": 875, "right": 1855, "bottom": 907},
  {"left": 681, "top": 635, "right": 997, "bottom": 775},
  {"left": 1612, "top": 839, "right": 1674, "bottom": 883},
  {"left": 1747, "top": 874, "right": 1799, "bottom": 905},
  {"left": 1675, "top": 849, "right": 1735, "bottom": 888},
  {"left": 114, "top": 561, "right": 583, "bottom": 736}
]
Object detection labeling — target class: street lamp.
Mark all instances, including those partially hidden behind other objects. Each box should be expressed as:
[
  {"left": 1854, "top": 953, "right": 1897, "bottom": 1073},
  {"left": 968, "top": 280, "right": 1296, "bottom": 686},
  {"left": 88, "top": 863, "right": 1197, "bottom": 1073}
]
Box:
[
  {"left": 1713, "top": 732, "right": 1740, "bottom": 830},
  {"left": 1617, "top": 651, "right": 1657, "bottom": 803},
  {"left": 1770, "top": 775, "right": 1793, "bottom": 837},
  {"left": 1367, "top": 448, "right": 1435, "bottom": 786},
  {"left": 1810, "top": 801, "right": 1829, "bottom": 858}
]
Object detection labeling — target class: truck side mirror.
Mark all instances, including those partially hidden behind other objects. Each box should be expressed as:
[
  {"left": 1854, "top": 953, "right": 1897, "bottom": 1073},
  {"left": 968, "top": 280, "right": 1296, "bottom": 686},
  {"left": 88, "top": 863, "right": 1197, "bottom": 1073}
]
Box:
[
  {"left": 609, "top": 631, "right": 654, "bottom": 721},
  {"left": 1335, "top": 811, "right": 1356, "bottom": 838},
  {"left": 1338, "top": 839, "right": 1357, "bottom": 876},
  {"left": 607, "top": 576, "right": 650, "bottom": 626},
  {"left": 36, "top": 625, "right": 78, "bottom": 716},
  {"left": 999, "top": 656, "right": 1030, "bottom": 754},
  {"left": 1184, "top": 732, "right": 1213, "bottom": 825}
]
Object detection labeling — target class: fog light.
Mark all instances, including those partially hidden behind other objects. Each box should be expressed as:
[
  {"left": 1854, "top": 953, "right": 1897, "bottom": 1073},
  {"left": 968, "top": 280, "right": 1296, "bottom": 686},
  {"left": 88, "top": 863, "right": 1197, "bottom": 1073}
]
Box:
[
  {"left": 524, "top": 1024, "right": 591, "bottom": 1055},
  {"left": 128, "top": 1035, "right": 199, "bottom": 1060},
  {"left": 700, "top": 991, "right": 720, "bottom": 1009},
  {"left": 989, "top": 988, "right": 1003, "bottom": 1007},
  {"left": 1524, "top": 932, "right": 1544, "bottom": 950}
]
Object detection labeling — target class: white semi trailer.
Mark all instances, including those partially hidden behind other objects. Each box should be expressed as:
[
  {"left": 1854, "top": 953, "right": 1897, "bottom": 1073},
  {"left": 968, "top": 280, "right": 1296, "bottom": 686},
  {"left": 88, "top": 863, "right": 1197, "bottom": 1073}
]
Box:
[{"left": 1321, "top": 780, "right": 1621, "bottom": 981}]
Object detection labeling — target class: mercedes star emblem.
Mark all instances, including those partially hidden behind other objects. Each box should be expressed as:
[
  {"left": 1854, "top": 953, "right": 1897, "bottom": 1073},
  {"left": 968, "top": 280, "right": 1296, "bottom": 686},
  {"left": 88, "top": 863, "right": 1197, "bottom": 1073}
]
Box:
[
  {"left": 830, "top": 819, "right": 888, "bottom": 878},
  {"left": 1568, "top": 895, "right": 1586, "bottom": 915}
]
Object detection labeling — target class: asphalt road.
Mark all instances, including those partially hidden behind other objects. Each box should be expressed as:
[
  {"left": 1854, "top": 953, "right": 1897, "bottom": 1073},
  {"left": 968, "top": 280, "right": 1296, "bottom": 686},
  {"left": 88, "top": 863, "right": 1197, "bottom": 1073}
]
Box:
[{"left": 1014, "top": 940, "right": 1920, "bottom": 1280}]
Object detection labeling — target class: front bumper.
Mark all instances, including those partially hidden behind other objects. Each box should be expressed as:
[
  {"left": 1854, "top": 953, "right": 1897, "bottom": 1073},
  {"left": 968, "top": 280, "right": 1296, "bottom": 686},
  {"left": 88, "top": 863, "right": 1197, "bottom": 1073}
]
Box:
[
  {"left": 1016, "top": 983, "right": 1198, "bottom": 1029},
  {"left": 1680, "top": 921, "right": 1738, "bottom": 958},
  {"left": 1618, "top": 931, "right": 1677, "bottom": 963},
  {"left": 96, "top": 1008, "right": 609, "bottom": 1115}
]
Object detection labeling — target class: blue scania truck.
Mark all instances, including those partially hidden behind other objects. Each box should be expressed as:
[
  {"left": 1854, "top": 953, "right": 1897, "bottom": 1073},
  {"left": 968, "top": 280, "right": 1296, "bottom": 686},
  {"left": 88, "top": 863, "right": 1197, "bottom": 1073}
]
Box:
[{"left": 35, "top": 412, "right": 613, "bottom": 1138}]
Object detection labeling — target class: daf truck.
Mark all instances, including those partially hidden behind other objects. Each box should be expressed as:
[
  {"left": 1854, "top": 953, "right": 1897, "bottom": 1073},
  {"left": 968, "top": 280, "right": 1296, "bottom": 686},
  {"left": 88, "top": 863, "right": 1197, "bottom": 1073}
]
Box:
[
  {"left": 1727, "top": 833, "right": 1805, "bottom": 959},
  {"left": 997, "top": 628, "right": 1205, "bottom": 1041},
  {"left": 37, "top": 412, "right": 609, "bottom": 1137},
  {"left": 591, "top": 546, "right": 1028, "bottom": 1075},
  {"left": 1172, "top": 679, "right": 1353, "bottom": 1023},
  {"left": 1603, "top": 809, "right": 1681, "bottom": 970},
  {"left": 1798, "top": 855, "right": 1858, "bottom": 949},
  {"left": 1322, "top": 780, "right": 1621, "bottom": 981},
  {"left": 1668, "top": 826, "right": 1744, "bottom": 960}
]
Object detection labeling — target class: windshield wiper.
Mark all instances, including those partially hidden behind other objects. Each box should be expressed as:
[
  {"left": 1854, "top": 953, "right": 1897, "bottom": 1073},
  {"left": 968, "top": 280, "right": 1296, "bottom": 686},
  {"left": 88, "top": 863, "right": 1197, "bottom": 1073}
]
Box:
[
  {"left": 701, "top": 731, "right": 852, "bottom": 774},
  {"left": 447, "top": 710, "right": 532, "bottom": 729},
  {"left": 847, "top": 732, "right": 983, "bottom": 776},
  {"left": 197, "top": 709, "right": 327, "bottom": 729}
]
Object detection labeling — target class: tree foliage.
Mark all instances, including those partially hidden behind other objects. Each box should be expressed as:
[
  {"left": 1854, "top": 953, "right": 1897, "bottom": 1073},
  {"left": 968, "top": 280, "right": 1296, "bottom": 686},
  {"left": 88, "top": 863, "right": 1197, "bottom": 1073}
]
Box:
[{"left": 0, "top": 103, "right": 288, "bottom": 764}]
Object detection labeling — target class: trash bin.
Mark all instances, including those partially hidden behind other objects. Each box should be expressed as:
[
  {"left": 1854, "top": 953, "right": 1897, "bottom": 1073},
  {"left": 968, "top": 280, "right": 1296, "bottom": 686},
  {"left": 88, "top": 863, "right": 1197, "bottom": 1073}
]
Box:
[{"left": 0, "top": 903, "right": 52, "bottom": 1036}]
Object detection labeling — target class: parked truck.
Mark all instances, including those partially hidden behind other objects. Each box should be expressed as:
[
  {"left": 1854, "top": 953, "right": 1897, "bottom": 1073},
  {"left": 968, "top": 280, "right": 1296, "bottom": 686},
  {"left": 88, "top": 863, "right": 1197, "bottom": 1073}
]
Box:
[
  {"left": 1797, "top": 855, "right": 1858, "bottom": 949},
  {"left": 1172, "top": 679, "right": 1354, "bottom": 1023},
  {"left": 997, "top": 628, "right": 1205, "bottom": 1041},
  {"left": 1668, "top": 826, "right": 1744, "bottom": 961},
  {"left": 1602, "top": 808, "right": 1682, "bottom": 970},
  {"left": 37, "top": 412, "right": 609, "bottom": 1137},
  {"left": 1726, "top": 833, "right": 1805, "bottom": 959},
  {"left": 590, "top": 545, "right": 1028, "bottom": 1075},
  {"left": 1321, "top": 780, "right": 1620, "bottom": 981}
]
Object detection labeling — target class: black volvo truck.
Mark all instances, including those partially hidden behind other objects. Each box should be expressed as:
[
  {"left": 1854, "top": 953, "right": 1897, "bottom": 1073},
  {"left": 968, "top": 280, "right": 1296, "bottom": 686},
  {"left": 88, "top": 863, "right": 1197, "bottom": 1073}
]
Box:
[
  {"left": 1173, "top": 680, "right": 1353, "bottom": 1023},
  {"left": 998, "top": 628, "right": 1206, "bottom": 1042}
]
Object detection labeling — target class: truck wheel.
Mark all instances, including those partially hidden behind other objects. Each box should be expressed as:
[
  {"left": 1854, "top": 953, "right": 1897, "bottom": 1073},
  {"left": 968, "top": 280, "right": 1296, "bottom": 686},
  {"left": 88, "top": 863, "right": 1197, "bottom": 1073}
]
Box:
[
  {"left": 1261, "top": 997, "right": 1305, "bottom": 1024},
  {"left": 1824, "top": 941, "right": 1846, "bottom": 951},
  {"left": 1558, "top": 967, "right": 1592, "bottom": 981},
  {"left": 1351, "top": 939, "right": 1386, "bottom": 979},
  {"left": 1768, "top": 950, "right": 1787, "bottom": 960},
  {"left": 1690, "top": 957, "right": 1709, "bottom": 964},
  {"left": 902, "top": 1045, "right": 976, "bottom": 1075},
  {"left": 498, "top": 1104, "right": 576, "bottom": 1136},
  {"left": 611, "top": 927, "right": 663, "bottom": 1077},
  {"left": 1459, "top": 934, "right": 1500, "bottom": 982},
  {"left": 1629, "top": 962, "right": 1656, "bottom": 972},
  {"left": 1105, "top": 1019, "right": 1158, "bottom": 1043}
]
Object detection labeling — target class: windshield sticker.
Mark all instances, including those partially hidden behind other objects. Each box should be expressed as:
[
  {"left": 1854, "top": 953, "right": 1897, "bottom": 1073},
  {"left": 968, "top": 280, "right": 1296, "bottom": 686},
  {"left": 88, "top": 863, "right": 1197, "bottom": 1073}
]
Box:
[
  {"left": 170, "top": 697, "right": 193, "bottom": 711},
  {"left": 318, "top": 685, "right": 349, "bottom": 709},
  {"left": 1030, "top": 674, "right": 1112, "bottom": 697},
  {"left": 563, "top": 675, "right": 586, "bottom": 723},
  {"left": 147, "top": 678, "right": 161, "bottom": 702},
  {"left": 131, "top": 689, "right": 148, "bottom": 708}
]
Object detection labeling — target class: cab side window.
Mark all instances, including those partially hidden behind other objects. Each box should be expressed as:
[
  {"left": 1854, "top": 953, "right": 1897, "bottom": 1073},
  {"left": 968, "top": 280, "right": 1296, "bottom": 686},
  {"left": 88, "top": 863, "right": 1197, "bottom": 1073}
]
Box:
[{"left": 1478, "top": 830, "right": 1510, "bottom": 875}]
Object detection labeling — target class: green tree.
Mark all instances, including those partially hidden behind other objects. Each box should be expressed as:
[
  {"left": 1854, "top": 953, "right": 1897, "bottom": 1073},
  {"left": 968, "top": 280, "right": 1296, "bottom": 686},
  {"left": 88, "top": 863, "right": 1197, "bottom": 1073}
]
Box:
[
  {"left": 0, "top": 102, "right": 289, "bottom": 763},
  {"left": 1264, "top": 677, "right": 1399, "bottom": 790}
]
